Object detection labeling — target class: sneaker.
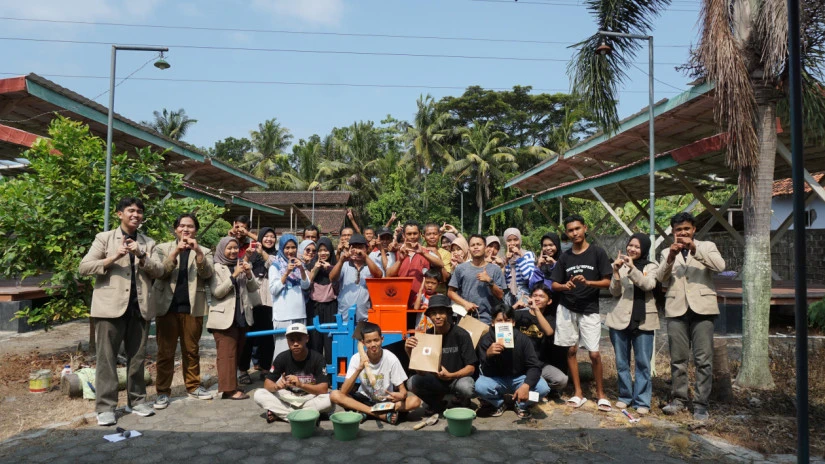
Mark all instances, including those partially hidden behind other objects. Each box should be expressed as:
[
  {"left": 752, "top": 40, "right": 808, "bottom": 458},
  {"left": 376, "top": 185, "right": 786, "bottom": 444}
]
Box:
[
  {"left": 636, "top": 407, "right": 650, "bottom": 415},
  {"left": 154, "top": 394, "right": 170, "bottom": 410},
  {"left": 126, "top": 403, "right": 156, "bottom": 417},
  {"left": 97, "top": 411, "right": 117, "bottom": 426},
  {"left": 662, "top": 401, "right": 685, "bottom": 415},
  {"left": 693, "top": 406, "right": 709, "bottom": 422},
  {"left": 615, "top": 401, "right": 629, "bottom": 410},
  {"left": 515, "top": 405, "right": 532, "bottom": 419},
  {"left": 188, "top": 386, "right": 213, "bottom": 400},
  {"left": 491, "top": 404, "right": 506, "bottom": 417}
]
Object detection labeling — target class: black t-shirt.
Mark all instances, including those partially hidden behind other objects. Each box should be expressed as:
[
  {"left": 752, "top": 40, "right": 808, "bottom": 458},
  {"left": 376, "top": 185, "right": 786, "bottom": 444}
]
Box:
[
  {"left": 425, "top": 324, "right": 477, "bottom": 374},
  {"left": 550, "top": 244, "right": 612, "bottom": 314},
  {"left": 514, "top": 309, "right": 548, "bottom": 359},
  {"left": 170, "top": 249, "right": 191, "bottom": 314},
  {"left": 265, "top": 349, "right": 327, "bottom": 395}
]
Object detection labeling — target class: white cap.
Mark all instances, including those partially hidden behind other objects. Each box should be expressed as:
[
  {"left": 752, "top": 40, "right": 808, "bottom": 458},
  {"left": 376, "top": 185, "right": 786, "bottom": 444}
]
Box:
[{"left": 286, "top": 323, "right": 308, "bottom": 335}]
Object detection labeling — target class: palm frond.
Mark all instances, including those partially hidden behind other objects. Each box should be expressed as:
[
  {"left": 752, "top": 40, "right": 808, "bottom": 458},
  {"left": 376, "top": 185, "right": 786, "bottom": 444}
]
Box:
[
  {"left": 696, "top": 0, "right": 759, "bottom": 196},
  {"left": 755, "top": 0, "right": 788, "bottom": 79}
]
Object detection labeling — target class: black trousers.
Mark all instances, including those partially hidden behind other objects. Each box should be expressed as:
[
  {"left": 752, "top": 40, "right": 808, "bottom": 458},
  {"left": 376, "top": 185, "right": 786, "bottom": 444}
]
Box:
[{"left": 239, "top": 305, "right": 274, "bottom": 371}]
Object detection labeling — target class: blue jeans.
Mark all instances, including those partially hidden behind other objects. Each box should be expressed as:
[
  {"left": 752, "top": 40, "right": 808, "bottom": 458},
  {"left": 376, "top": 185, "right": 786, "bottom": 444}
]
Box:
[
  {"left": 474, "top": 374, "right": 551, "bottom": 409},
  {"left": 609, "top": 328, "right": 654, "bottom": 409}
]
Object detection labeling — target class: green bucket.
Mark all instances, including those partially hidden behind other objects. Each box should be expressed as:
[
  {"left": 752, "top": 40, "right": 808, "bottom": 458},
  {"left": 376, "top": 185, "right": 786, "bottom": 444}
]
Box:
[
  {"left": 443, "top": 407, "right": 476, "bottom": 437},
  {"left": 286, "top": 409, "right": 320, "bottom": 439},
  {"left": 330, "top": 411, "right": 362, "bottom": 441}
]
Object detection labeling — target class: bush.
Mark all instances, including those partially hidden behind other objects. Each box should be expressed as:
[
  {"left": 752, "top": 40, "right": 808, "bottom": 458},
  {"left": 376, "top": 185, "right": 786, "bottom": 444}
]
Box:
[{"left": 810, "top": 299, "right": 825, "bottom": 332}]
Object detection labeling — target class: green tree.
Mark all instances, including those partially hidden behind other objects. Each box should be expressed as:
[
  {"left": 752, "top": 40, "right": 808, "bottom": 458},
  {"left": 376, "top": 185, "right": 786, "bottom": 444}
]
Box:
[
  {"left": 403, "top": 95, "right": 452, "bottom": 212},
  {"left": 209, "top": 136, "right": 252, "bottom": 166},
  {"left": 242, "top": 118, "right": 294, "bottom": 182},
  {"left": 568, "top": 0, "right": 825, "bottom": 389},
  {"left": 142, "top": 108, "right": 198, "bottom": 141},
  {"left": 0, "top": 116, "right": 225, "bottom": 328},
  {"left": 445, "top": 121, "right": 518, "bottom": 233}
]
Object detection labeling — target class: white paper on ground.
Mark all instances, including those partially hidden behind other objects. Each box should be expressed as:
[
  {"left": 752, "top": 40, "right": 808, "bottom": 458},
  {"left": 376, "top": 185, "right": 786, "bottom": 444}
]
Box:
[{"left": 103, "top": 430, "right": 142, "bottom": 442}]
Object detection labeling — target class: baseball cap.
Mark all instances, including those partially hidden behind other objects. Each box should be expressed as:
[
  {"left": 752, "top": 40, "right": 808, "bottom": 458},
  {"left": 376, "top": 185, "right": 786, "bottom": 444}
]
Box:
[
  {"left": 286, "top": 323, "right": 308, "bottom": 335},
  {"left": 376, "top": 227, "right": 393, "bottom": 238},
  {"left": 348, "top": 233, "right": 368, "bottom": 246},
  {"left": 486, "top": 236, "right": 501, "bottom": 247},
  {"left": 425, "top": 294, "right": 453, "bottom": 313}
]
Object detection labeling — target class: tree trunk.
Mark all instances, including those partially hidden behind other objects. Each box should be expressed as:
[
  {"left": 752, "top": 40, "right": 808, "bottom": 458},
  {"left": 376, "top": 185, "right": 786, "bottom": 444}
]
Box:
[
  {"left": 477, "top": 176, "right": 484, "bottom": 234},
  {"left": 736, "top": 96, "right": 777, "bottom": 389}
]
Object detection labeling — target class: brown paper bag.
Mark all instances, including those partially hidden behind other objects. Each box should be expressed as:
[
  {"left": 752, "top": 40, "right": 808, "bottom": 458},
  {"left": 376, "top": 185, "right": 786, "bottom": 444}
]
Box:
[
  {"left": 408, "top": 333, "right": 442, "bottom": 373},
  {"left": 458, "top": 316, "right": 490, "bottom": 348}
]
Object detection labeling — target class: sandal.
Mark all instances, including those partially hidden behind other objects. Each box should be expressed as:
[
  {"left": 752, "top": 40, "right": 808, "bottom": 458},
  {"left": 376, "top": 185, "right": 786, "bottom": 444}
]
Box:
[
  {"left": 266, "top": 410, "right": 277, "bottom": 423},
  {"left": 384, "top": 411, "right": 399, "bottom": 425},
  {"left": 597, "top": 398, "right": 612, "bottom": 412},
  {"left": 222, "top": 390, "right": 249, "bottom": 400},
  {"left": 238, "top": 372, "right": 252, "bottom": 385},
  {"left": 566, "top": 396, "right": 588, "bottom": 408}
]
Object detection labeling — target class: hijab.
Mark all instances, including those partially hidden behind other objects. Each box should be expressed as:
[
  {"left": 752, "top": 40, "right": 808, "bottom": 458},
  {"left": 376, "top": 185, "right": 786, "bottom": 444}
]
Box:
[
  {"left": 450, "top": 236, "right": 469, "bottom": 261},
  {"left": 442, "top": 232, "right": 457, "bottom": 247},
  {"left": 297, "top": 239, "right": 315, "bottom": 263},
  {"left": 628, "top": 233, "right": 653, "bottom": 331},
  {"left": 538, "top": 232, "right": 562, "bottom": 276},
  {"left": 213, "top": 237, "right": 239, "bottom": 266},
  {"left": 311, "top": 237, "right": 337, "bottom": 285},
  {"left": 251, "top": 227, "right": 277, "bottom": 278},
  {"left": 503, "top": 228, "right": 522, "bottom": 296},
  {"left": 274, "top": 234, "right": 302, "bottom": 286}
]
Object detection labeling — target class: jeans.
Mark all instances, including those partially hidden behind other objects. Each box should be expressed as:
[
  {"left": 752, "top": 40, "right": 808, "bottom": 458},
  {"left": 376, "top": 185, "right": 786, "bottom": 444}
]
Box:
[
  {"left": 667, "top": 310, "right": 716, "bottom": 408},
  {"left": 609, "top": 328, "right": 654, "bottom": 409},
  {"left": 407, "top": 374, "right": 475, "bottom": 412},
  {"left": 474, "top": 374, "right": 551, "bottom": 409}
]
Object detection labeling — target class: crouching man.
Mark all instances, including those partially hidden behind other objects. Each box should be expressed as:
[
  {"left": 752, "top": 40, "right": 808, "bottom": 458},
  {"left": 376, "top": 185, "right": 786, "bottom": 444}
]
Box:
[
  {"left": 475, "top": 304, "right": 550, "bottom": 419},
  {"left": 253, "top": 323, "right": 334, "bottom": 423},
  {"left": 330, "top": 323, "right": 421, "bottom": 424},
  {"left": 405, "top": 294, "right": 476, "bottom": 414}
]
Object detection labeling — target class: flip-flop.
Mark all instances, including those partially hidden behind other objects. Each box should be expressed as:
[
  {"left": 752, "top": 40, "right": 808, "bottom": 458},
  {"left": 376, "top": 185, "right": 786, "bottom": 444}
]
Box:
[
  {"left": 384, "top": 411, "right": 399, "bottom": 425},
  {"left": 266, "top": 410, "right": 277, "bottom": 423},
  {"left": 597, "top": 398, "right": 612, "bottom": 412},
  {"left": 566, "top": 396, "right": 588, "bottom": 408},
  {"left": 413, "top": 413, "right": 440, "bottom": 430}
]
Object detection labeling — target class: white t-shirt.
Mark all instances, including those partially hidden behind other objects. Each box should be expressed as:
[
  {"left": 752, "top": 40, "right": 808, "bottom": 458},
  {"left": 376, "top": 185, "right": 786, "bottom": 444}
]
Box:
[{"left": 346, "top": 349, "right": 407, "bottom": 401}]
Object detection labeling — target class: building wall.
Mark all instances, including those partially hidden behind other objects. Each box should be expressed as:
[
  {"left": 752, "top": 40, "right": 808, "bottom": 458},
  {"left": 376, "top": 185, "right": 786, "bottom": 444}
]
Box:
[
  {"left": 592, "top": 230, "right": 825, "bottom": 285},
  {"left": 771, "top": 196, "right": 825, "bottom": 230}
]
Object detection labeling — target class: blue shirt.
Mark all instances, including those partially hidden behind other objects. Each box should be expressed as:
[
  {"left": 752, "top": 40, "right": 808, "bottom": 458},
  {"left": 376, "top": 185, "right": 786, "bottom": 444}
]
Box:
[{"left": 337, "top": 262, "right": 373, "bottom": 322}]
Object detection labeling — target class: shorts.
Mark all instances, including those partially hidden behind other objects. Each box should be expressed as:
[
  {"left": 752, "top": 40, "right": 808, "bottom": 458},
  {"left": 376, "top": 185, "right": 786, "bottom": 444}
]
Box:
[
  {"left": 554, "top": 305, "right": 601, "bottom": 352},
  {"left": 351, "top": 391, "right": 377, "bottom": 407}
]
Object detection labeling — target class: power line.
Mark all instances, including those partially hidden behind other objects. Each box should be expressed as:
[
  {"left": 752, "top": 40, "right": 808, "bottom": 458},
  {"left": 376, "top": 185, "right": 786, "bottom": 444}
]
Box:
[
  {"left": 0, "top": 71, "right": 684, "bottom": 95},
  {"left": 629, "top": 62, "right": 687, "bottom": 93},
  {"left": 0, "top": 16, "right": 692, "bottom": 48},
  {"left": 470, "top": 0, "right": 699, "bottom": 12},
  {"left": 0, "top": 36, "right": 686, "bottom": 66}
]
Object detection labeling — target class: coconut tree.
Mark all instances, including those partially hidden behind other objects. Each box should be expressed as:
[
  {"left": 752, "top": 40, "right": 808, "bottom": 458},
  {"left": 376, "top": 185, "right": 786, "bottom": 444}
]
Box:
[
  {"left": 317, "top": 121, "right": 383, "bottom": 213},
  {"left": 403, "top": 94, "right": 453, "bottom": 211},
  {"left": 242, "top": 118, "right": 293, "bottom": 181},
  {"left": 445, "top": 121, "right": 518, "bottom": 233},
  {"left": 569, "top": 0, "right": 825, "bottom": 388},
  {"left": 142, "top": 108, "right": 198, "bottom": 141}
]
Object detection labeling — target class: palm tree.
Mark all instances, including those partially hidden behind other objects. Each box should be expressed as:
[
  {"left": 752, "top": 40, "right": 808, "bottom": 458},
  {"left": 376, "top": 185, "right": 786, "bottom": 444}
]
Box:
[
  {"left": 569, "top": 0, "right": 825, "bottom": 388},
  {"left": 403, "top": 95, "right": 452, "bottom": 212},
  {"left": 317, "top": 121, "right": 383, "bottom": 213},
  {"left": 242, "top": 118, "right": 293, "bottom": 181},
  {"left": 142, "top": 108, "right": 198, "bottom": 141},
  {"left": 445, "top": 121, "right": 518, "bottom": 233}
]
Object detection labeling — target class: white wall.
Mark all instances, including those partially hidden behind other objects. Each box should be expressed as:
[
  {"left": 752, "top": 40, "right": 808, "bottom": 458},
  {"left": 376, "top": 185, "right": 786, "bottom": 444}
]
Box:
[{"left": 771, "top": 196, "right": 825, "bottom": 230}]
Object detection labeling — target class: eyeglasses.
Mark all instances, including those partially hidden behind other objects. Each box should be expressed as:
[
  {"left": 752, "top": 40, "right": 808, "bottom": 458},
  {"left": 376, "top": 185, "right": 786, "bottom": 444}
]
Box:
[{"left": 305, "top": 249, "right": 317, "bottom": 254}]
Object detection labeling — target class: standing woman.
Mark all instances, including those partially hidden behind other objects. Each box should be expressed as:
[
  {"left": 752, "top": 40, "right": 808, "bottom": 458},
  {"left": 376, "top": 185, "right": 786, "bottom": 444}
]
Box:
[
  {"left": 238, "top": 227, "right": 277, "bottom": 384},
  {"left": 207, "top": 237, "right": 258, "bottom": 400},
  {"left": 529, "top": 233, "right": 561, "bottom": 291},
  {"left": 297, "top": 239, "right": 318, "bottom": 347},
  {"left": 449, "top": 235, "right": 470, "bottom": 269},
  {"left": 607, "top": 233, "right": 660, "bottom": 415},
  {"left": 308, "top": 237, "right": 338, "bottom": 363},
  {"left": 269, "top": 234, "right": 310, "bottom": 358},
  {"left": 503, "top": 228, "right": 537, "bottom": 308}
]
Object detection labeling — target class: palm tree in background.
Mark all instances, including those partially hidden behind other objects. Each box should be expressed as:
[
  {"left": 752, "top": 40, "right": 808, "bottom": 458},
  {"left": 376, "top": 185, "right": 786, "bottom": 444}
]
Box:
[
  {"left": 569, "top": 0, "right": 825, "bottom": 388},
  {"left": 142, "top": 108, "right": 198, "bottom": 141},
  {"left": 317, "top": 121, "right": 383, "bottom": 213},
  {"left": 445, "top": 121, "right": 518, "bottom": 233},
  {"left": 404, "top": 94, "right": 453, "bottom": 211},
  {"left": 242, "top": 118, "right": 293, "bottom": 182}
]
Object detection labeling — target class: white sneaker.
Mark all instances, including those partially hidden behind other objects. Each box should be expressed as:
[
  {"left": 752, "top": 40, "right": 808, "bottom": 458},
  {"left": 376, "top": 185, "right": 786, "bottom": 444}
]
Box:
[
  {"left": 97, "top": 411, "right": 117, "bottom": 426},
  {"left": 188, "top": 386, "right": 213, "bottom": 400},
  {"left": 154, "top": 394, "right": 170, "bottom": 409},
  {"left": 126, "top": 403, "right": 156, "bottom": 417}
]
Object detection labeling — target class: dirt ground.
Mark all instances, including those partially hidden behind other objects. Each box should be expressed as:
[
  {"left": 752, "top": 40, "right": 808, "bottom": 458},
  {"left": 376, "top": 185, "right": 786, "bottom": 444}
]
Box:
[{"left": 1, "top": 318, "right": 823, "bottom": 458}]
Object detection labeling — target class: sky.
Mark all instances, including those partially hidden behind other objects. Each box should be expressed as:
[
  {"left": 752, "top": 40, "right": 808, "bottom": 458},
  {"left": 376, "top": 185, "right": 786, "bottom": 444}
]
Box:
[{"left": 0, "top": 0, "right": 704, "bottom": 150}]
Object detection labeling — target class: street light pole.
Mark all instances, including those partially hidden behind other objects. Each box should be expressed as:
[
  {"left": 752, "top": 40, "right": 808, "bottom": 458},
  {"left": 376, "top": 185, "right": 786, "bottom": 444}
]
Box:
[
  {"left": 598, "top": 31, "right": 655, "bottom": 260},
  {"left": 104, "top": 45, "right": 170, "bottom": 231},
  {"left": 456, "top": 187, "right": 464, "bottom": 234}
]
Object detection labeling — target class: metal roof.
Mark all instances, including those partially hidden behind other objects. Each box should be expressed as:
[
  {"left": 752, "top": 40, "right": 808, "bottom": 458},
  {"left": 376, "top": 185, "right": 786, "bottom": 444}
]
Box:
[
  {"left": 0, "top": 74, "right": 267, "bottom": 190},
  {"left": 234, "top": 190, "right": 352, "bottom": 206}
]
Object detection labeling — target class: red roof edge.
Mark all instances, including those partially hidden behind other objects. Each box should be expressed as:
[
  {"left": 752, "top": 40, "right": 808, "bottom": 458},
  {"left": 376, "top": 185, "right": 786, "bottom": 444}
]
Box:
[
  {"left": 0, "top": 76, "right": 27, "bottom": 95},
  {"left": 0, "top": 124, "right": 40, "bottom": 148},
  {"left": 671, "top": 133, "right": 729, "bottom": 164}
]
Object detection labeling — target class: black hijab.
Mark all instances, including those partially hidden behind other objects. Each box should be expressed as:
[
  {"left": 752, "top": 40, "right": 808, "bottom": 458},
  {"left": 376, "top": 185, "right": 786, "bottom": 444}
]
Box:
[
  {"left": 251, "top": 227, "right": 277, "bottom": 278},
  {"left": 628, "top": 233, "right": 653, "bottom": 331},
  {"left": 539, "top": 232, "right": 562, "bottom": 276},
  {"left": 310, "top": 237, "right": 337, "bottom": 285}
]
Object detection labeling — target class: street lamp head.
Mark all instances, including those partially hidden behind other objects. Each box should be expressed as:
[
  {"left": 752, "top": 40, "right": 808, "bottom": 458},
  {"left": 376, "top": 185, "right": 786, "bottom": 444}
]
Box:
[
  {"left": 154, "top": 52, "right": 171, "bottom": 70},
  {"left": 595, "top": 40, "right": 613, "bottom": 56}
]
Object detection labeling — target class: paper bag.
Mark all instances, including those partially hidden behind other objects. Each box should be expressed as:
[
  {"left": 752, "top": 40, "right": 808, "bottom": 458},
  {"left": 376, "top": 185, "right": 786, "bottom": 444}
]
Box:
[
  {"left": 408, "top": 332, "right": 442, "bottom": 373},
  {"left": 458, "top": 316, "right": 490, "bottom": 348}
]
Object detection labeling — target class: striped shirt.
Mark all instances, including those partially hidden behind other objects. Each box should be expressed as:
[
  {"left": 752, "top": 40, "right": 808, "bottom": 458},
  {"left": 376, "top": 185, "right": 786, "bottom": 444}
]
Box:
[{"left": 505, "top": 251, "right": 538, "bottom": 294}]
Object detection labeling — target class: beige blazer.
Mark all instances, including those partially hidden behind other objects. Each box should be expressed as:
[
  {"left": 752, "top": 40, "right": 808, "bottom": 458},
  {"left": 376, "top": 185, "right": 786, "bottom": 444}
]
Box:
[
  {"left": 206, "top": 263, "right": 258, "bottom": 331},
  {"left": 657, "top": 240, "right": 725, "bottom": 318},
  {"left": 607, "top": 262, "right": 660, "bottom": 331},
  {"left": 149, "top": 241, "right": 214, "bottom": 318},
  {"left": 78, "top": 228, "right": 163, "bottom": 319}
]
